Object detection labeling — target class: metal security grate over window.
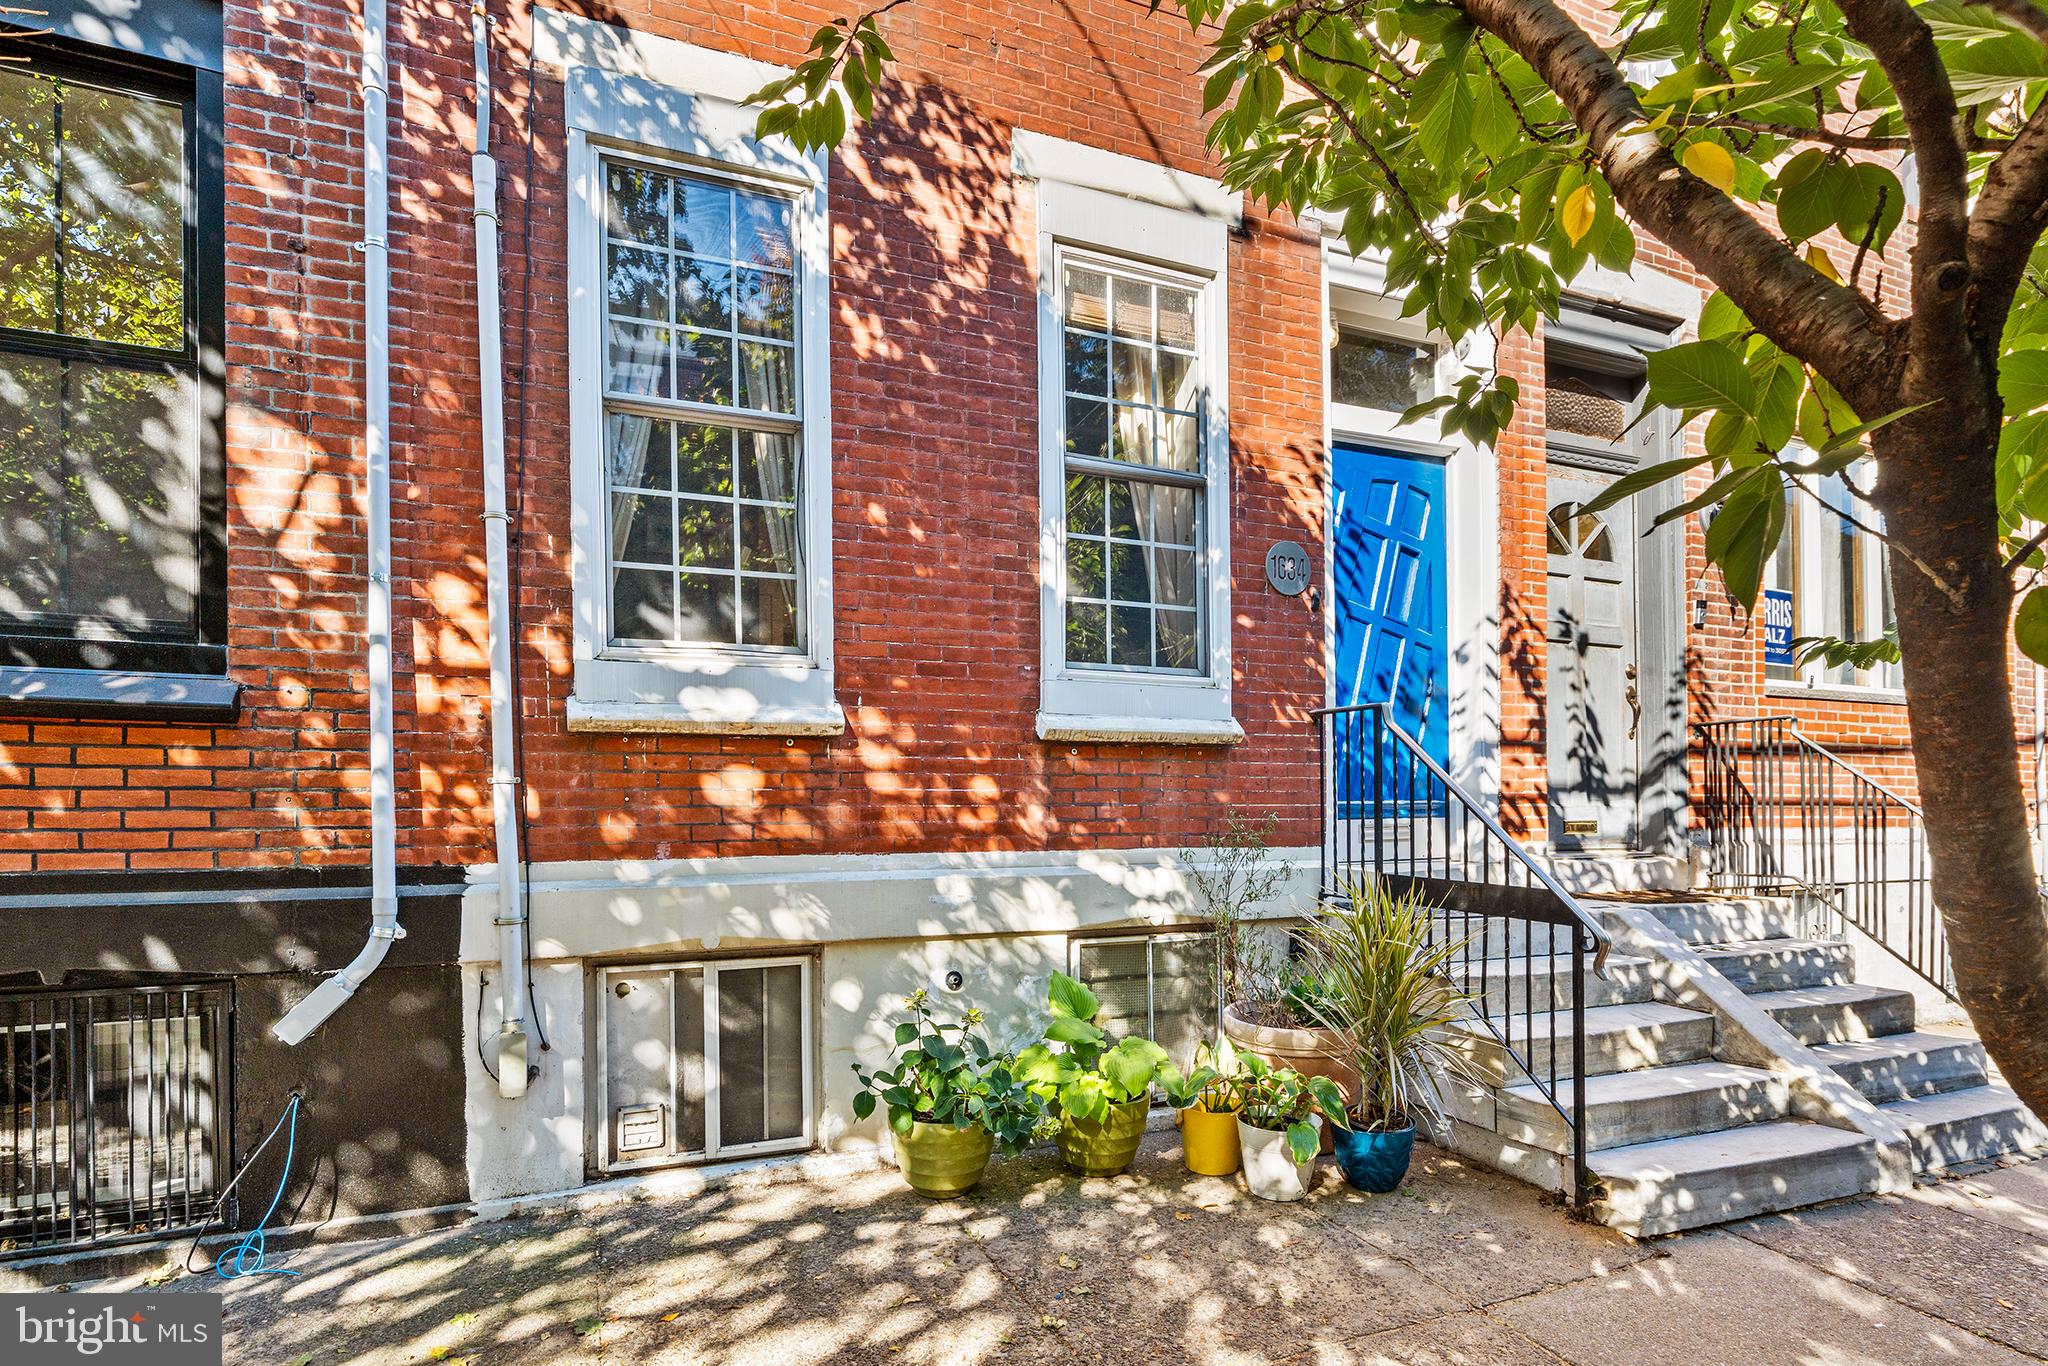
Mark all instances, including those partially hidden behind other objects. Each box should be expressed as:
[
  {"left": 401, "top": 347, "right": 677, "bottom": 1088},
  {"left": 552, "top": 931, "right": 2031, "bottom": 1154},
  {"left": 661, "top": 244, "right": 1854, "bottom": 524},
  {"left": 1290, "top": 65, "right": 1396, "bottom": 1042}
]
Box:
[
  {"left": 0, "top": 983, "right": 228, "bottom": 1255},
  {"left": 1071, "top": 932, "right": 1215, "bottom": 1071}
]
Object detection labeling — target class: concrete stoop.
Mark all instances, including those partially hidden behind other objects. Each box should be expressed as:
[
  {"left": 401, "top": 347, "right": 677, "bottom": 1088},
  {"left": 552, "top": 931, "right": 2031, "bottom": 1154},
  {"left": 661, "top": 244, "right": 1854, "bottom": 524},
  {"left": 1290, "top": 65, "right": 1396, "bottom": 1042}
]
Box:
[{"left": 1435, "top": 879, "right": 2048, "bottom": 1238}]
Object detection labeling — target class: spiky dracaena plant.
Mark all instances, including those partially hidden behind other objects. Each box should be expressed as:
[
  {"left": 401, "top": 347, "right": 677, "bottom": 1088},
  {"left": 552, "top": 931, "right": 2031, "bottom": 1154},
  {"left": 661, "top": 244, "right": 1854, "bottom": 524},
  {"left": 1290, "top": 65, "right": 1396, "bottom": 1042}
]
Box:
[{"left": 1300, "top": 882, "right": 1473, "bottom": 1133}]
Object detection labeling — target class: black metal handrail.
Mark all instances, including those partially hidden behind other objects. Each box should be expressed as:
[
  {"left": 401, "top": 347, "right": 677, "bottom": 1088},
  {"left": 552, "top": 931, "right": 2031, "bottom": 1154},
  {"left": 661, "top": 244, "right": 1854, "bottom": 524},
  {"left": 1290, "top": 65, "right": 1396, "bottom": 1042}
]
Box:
[
  {"left": 1315, "top": 702, "right": 1611, "bottom": 1204},
  {"left": 1696, "top": 716, "right": 1951, "bottom": 999}
]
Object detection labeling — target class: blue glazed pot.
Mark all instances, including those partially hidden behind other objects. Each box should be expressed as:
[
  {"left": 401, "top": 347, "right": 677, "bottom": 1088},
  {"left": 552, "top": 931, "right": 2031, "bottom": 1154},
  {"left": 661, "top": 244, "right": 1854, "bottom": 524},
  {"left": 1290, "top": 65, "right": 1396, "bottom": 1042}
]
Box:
[{"left": 1332, "top": 1121, "right": 1415, "bottom": 1193}]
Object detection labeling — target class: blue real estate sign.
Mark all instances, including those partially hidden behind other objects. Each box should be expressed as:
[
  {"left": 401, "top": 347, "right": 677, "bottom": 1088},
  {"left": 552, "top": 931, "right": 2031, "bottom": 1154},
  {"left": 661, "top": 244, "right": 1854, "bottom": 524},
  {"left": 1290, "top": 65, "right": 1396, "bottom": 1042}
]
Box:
[{"left": 1763, "top": 589, "right": 1795, "bottom": 667}]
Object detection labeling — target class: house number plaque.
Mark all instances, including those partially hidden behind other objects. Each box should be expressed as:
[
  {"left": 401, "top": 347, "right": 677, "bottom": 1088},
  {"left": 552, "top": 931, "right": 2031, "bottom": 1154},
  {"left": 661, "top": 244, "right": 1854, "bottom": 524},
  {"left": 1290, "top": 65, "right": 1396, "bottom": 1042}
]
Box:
[{"left": 1265, "top": 540, "right": 1312, "bottom": 597}]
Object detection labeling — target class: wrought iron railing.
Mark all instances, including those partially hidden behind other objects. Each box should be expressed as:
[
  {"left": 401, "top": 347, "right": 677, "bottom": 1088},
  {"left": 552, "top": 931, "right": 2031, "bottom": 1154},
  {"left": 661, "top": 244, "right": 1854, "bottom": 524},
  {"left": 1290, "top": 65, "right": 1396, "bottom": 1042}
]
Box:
[
  {"left": 1, "top": 982, "right": 231, "bottom": 1255},
  {"left": 1695, "top": 716, "right": 1950, "bottom": 999},
  {"left": 1315, "top": 702, "right": 1612, "bottom": 1203}
]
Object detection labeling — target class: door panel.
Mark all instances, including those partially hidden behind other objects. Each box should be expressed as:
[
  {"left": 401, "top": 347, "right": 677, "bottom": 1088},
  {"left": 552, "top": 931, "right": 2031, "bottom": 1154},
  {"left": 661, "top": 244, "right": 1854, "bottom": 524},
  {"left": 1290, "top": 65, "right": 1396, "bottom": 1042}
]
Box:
[
  {"left": 1545, "top": 468, "right": 1638, "bottom": 847},
  {"left": 1332, "top": 446, "right": 1448, "bottom": 807}
]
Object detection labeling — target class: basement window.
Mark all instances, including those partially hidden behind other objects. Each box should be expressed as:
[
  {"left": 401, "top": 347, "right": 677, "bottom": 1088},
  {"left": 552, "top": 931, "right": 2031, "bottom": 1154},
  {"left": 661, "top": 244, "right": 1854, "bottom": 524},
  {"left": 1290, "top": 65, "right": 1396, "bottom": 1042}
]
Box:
[
  {"left": 1070, "top": 931, "right": 1216, "bottom": 1071},
  {"left": 597, "top": 957, "right": 812, "bottom": 1172},
  {"left": 1, "top": 982, "right": 228, "bottom": 1254}
]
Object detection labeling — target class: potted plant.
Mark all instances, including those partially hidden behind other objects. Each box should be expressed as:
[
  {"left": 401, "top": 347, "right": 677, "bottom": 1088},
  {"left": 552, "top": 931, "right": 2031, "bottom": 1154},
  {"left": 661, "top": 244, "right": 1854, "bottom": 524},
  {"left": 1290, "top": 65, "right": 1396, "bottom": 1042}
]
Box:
[
  {"left": 1157, "top": 1037, "right": 1249, "bottom": 1177},
  {"left": 1221, "top": 962, "right": 1359, "bottom": 1151},
  {"left": 1234, "top": 1051, "right": 1350, "bottom": 1201},
  {"left": 1300, "top": 881, "right": 1473, "bottom": 1194},
  {"left": 1015, "top": 972, "right": 1169, "bottom": 1176},
  {"left": 852, "top": 989, "right": 1044, "bottom": 1198}
]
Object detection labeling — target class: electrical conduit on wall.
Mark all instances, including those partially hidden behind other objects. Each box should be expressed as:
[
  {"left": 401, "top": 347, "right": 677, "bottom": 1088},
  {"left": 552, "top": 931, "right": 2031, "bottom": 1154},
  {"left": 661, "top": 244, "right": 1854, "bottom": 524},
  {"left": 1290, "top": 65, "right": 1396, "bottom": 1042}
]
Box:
[{"left": 470, "top": 0, "right": 533, "bottom": 1097}]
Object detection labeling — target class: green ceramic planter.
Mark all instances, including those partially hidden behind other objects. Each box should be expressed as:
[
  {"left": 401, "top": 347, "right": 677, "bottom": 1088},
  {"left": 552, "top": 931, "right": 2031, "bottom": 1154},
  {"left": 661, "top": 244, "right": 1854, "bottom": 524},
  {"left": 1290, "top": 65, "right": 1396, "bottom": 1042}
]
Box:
[
  {"left": 1056, "top": 1098, "right": 1149, "bottom": 1176},
  {"left": 892, "top": 1120, "right": 995, "bottom": 1198}
]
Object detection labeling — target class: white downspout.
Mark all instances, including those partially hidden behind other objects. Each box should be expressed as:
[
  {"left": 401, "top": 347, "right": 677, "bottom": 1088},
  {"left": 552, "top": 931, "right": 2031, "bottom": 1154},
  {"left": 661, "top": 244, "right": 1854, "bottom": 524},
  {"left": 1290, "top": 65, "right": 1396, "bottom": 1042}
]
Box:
[
  {"left": 470, "top": 0, "right": 532, "bottom": 1098},
  {"left": 274, "top": 0, "right": 403, "bottom": 1046}
]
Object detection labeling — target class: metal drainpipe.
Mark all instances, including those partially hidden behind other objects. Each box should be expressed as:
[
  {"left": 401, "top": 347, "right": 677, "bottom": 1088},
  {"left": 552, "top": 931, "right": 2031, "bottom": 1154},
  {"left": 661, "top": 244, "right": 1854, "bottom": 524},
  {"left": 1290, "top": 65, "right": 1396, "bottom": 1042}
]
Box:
[
  {"left": 273, "top": 0, "right": 404, "bottom": 1046},
  {"left": 470, "top": 0, "right": 532, "bottom": 1098}
]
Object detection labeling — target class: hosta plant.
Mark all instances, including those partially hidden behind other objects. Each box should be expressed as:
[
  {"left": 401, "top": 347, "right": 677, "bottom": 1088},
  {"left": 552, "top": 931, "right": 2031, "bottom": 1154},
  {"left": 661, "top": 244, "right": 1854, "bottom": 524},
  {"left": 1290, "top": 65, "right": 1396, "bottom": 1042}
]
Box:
[{"left": 1014, "top": 972, "right": 1171, "bottom": 1122}]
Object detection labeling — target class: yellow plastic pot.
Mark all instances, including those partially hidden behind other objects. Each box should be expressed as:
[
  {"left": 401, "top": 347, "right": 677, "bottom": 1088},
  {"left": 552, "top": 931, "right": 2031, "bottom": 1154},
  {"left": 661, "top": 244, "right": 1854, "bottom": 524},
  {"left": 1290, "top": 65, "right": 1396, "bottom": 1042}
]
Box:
[
  {"left": 1056, "top": 1098, "right": 1149, "bottom": 1176},
  {"left": 891, "top": 1120, "right": 995, "bottom": 1198},
  {"left": 1181, "top": 1104, "right": 1242, "bottom": 1176}
]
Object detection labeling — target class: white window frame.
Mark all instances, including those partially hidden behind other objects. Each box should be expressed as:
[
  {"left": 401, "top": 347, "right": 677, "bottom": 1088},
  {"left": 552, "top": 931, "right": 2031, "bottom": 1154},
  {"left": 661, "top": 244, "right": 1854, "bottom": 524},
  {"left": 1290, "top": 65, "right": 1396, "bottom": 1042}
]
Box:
[
  {"left": 1766, "top": 458, "right": 1901, "bottom": 699},
  {"left": 1021, "top": 132, "right": 1241, "bottom": 745},
  {"left": 1067, "top": 929, "right": 1214, "bottom": 1034},
  {"left": 552, "top": 12, "right": 842, "bottom": 735},
  {"left": 593, "top": 955, "right": 815, "bottom": 1173}
]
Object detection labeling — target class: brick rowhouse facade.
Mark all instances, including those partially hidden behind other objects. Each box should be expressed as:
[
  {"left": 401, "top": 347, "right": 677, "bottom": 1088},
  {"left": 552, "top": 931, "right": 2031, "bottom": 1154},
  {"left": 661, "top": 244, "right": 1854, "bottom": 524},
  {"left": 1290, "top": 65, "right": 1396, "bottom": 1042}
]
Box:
[{"left": 1, "top": 0, "right": 2039, "bottom": 1242}]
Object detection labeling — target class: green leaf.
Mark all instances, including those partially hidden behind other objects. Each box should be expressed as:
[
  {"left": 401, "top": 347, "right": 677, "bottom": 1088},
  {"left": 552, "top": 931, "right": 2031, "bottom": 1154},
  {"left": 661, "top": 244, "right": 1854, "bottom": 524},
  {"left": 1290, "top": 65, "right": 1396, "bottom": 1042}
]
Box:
[
  {"left": 894, "top": 1021, "right": 918, "bottom": 1046},
  {"left": 1946, "top": 34, "right": 2048, "bottom": 108},
  {"left": 1580, "top": 453, "right": 1718, "bottom": 517},
  {"left": 1647, "top": 339, "right": 1756, "bottom": 415},
  {"left": 1776, "top": 157, "right": 1850, "bottom": 243},
  {"left": 1047, "top": 972, "right": 1100, "bottom": 1022},
  {"left": 1286, "top": 1120, "right": 1319, "bottom": 1164},
  {"left": 1705, "top": 473, "right": 1787, "bottom": 608},
  {"left": 888, "top": 1104, "right": 916, "bottom": 1135},
  {"left": 2018, "top": 588, "right": 2048, "bottom": 666},
  {"left": 1044, "top": 1015, "right": 1105, "bottom": 1047},
  {"left": 2001, "top": 350, "right": 2048, "bottom": 413},
  {"left": 1699, "top": 292, "right": 1750, "bottom": 342},
  {"left": 853, "top": 1090, "right": 876, "bottom": 1121}
]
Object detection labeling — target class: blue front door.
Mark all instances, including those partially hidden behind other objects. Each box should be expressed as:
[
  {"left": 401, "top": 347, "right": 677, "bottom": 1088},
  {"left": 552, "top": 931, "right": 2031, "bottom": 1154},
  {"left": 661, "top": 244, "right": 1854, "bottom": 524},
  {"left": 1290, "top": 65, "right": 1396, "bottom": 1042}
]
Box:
[{"left": 1332, "top": 445, "right": 1449, "bottom": 801}]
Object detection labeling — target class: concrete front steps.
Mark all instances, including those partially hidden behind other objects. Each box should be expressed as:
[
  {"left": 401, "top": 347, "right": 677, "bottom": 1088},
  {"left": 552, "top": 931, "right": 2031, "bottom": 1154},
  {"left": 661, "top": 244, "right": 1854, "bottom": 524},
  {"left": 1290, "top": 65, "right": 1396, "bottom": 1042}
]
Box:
[{"left": 1436, "top": 884, "right": 2047, "bottom": 1238}]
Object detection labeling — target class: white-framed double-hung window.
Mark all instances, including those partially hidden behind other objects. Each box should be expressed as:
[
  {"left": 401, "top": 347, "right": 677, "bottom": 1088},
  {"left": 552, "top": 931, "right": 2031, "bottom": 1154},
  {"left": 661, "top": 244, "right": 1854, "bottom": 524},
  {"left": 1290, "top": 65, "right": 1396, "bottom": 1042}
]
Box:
[
  {"left": 1056, "top": 255, "right": 1208, "bottom": 673},
  {"left": 554, "top": 10, "right": 840, "bottom": 735},
  {"left": 1022, "top": 131, "right": 1241, "bottom": 745},
  {"left": 1764, "top": 457, "right": 1901, "bottom": 694}
]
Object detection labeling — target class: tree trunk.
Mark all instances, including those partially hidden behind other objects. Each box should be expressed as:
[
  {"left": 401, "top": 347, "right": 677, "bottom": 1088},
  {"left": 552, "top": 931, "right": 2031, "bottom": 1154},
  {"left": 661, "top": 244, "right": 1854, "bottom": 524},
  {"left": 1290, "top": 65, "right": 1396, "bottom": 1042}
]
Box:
[{"left": 1873, "top": 415, "right": 2048, "bottom": 1121}]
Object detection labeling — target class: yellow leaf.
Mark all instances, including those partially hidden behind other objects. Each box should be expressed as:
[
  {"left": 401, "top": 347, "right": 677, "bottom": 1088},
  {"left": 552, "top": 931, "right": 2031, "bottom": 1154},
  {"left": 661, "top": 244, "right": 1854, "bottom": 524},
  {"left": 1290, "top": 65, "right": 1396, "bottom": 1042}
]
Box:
[
  {"left": 1683, "top": 141, "right": 1736, "bottom": 193},
  {"left": 1264, "top": 42, "right": 1285, "bottom": 63},
  {"left": 1561, "top": 184, "right": 1597, "bottom": 245},
  {"left": 1805, "top": 245, "right": 1842, "bottom": 283},
  {"left": 660, "top": 1313, "right": 682, "bottom": 1324}
]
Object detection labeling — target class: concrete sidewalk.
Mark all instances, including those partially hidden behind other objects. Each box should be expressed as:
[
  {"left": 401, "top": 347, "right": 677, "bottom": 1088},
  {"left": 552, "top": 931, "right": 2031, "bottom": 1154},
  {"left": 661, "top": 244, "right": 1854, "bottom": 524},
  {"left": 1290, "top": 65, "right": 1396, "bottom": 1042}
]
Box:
[{"left": 102, "top": 1135, "right": 2048, "bottom": 1365}]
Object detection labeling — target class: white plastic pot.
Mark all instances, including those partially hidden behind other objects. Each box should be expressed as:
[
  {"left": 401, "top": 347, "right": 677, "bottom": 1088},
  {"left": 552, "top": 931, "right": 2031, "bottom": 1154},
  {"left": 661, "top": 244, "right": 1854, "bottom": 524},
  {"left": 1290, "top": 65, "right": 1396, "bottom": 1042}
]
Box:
[{"left": 1237, "top": 1113, "right": 1321, "bottom": 1202}]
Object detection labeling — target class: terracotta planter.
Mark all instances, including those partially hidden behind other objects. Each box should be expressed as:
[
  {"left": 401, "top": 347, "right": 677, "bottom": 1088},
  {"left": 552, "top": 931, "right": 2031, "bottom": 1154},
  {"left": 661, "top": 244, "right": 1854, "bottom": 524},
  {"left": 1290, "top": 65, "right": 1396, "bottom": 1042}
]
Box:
[
  {"left": 1237, "top": 1114, "right": 1321, "bottom": 1201},
  {"left": 1056, "top": 1098, "right": 1149, "bottom": 1176},
  {"left": 1223, "top": 1002, "right": 1358, "bottom": 1152},
  {"left": 891, "top": 1120, "right": 994, "bottom": 1198},
  {"left": 1180, "top": 1104, "right": 1241, "bottom": 1176}
]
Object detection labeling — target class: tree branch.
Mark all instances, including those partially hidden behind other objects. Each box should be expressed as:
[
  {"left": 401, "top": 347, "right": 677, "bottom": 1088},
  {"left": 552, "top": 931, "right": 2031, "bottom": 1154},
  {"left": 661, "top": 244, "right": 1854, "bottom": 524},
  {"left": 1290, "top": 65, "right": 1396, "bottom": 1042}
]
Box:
[
  {"left": 1453, "top": 0, "right": 1898, "bottom": 409},
  {"left": 2002, "top": 521, "right": 2048, "bottom": 575},
  {"left": 1671, "top": 113, "right": 2007, "bottom": 152},
  {"left": 1834, "top": 0, "right": 1974, "bottom": 379},
  {"left": 1969, "top": 96, "right": 2048, "bottom": 342},
  {"left": 1784, "top": 472, "right": 1969, "bottom": 609}
]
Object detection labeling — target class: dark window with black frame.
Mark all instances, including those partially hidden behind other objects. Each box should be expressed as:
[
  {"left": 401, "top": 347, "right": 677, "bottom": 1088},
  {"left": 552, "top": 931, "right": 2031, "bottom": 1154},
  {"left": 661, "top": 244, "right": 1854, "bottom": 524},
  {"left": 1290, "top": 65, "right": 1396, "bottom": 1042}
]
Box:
[{"left": 0, "top": 40, "right": 225, "bottom": 677}]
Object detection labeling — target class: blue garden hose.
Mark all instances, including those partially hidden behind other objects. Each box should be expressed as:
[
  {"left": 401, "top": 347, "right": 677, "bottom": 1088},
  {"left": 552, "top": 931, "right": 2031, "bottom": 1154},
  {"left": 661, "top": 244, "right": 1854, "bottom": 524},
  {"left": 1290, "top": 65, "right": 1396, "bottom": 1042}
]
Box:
[{"left": 186, "top": 1092, "right": 304, "bottom": 1280}]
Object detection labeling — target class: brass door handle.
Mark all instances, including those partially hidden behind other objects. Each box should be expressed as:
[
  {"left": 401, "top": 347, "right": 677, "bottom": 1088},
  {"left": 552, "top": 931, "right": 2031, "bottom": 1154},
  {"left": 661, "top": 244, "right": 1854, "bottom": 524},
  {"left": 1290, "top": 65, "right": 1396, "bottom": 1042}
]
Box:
[{"left": 1625, "top": 663, "right": 1640, "bottom": 740}]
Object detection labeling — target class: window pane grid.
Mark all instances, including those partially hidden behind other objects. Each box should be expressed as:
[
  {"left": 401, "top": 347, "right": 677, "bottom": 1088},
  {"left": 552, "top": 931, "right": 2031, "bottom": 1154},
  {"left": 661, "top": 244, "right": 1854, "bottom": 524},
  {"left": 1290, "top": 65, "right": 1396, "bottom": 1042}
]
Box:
[
  {"left": 1058, "top": 256, "right": 1206, "bottom": 675},
  {"left": 1, "top": 60, "right": 206, "bottom": 658},
  {"left": 601, "top": 158, "right": 802, "bottom": 654}
]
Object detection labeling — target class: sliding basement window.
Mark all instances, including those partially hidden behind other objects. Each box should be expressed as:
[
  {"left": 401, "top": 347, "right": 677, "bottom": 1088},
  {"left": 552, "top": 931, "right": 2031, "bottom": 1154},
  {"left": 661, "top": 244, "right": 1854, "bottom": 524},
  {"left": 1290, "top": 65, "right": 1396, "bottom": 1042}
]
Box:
[{"left": 597, "top": 957, "right": 813, "bottom": 1172}]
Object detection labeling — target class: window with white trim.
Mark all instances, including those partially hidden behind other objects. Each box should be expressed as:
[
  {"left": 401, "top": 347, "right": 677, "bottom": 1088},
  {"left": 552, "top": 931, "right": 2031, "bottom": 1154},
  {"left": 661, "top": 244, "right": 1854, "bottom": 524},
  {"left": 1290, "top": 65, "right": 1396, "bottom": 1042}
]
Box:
[
  {"left": 1057, "top": 256, "right": 1207, "bottom": 673},
  {"left": 598, "top": 957, "right": 813, "bottom": 1171},
  {"left": 600, "top": 161, "right": 803, "bottom": 652},
  {"left": 1024, "top": 150, "right": 1238, "bottom": 743},
  {"left": 557, "top": 27, "right": 840, "bottom": 736},
  {"left": 1765, "top": 458, "right": 1899, "bottom": 691}
]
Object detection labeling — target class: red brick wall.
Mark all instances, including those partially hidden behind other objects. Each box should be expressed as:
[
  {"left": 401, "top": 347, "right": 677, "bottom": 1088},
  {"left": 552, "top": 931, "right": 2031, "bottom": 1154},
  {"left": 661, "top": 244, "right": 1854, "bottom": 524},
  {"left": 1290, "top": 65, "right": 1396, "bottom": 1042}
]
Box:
[{"left": 2, "top": 0, "right": 1327, "bottom": 874}]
